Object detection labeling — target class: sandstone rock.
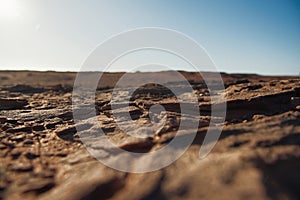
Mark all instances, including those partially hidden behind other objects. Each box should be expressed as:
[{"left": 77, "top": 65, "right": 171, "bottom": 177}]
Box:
[
  {"left": 55, "top": 125, "right": 77, "bottom": 141},
  {"left": 32, "top": 124, "right": 45, "bottom": 131},
  {"left": 0, "top": 116, "right": 7, "bottom": 124},
  {"left": 0, "top": 71, "right": 299, "bottom": 199},
  {"left": 25, "top": 152, "right": 40, "bottom": 160},
  {"left": 9, "top": 163, "right": 33, "bottom": 172},
  {"left": 6, "top": 84, "right": 45, "bottom": 94},
  {"left": 20, "top": 178, "right": 55, "bottom": 194},
  {"left": 7, "top": 126, "right": 32, "bottom": 133},
  {"left": 0, "top": 98, "right": 28, "bottom": 110},
  {"left": 0, "top": 143, "right": 7, "bottom": 150}
]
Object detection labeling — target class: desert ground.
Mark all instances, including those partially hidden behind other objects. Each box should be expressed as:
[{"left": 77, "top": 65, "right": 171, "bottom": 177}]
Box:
[{"left": 0, "top": 70, "right": 300, "bottom": 200}]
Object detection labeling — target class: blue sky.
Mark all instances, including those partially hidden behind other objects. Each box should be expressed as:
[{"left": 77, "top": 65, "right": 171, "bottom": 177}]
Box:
[{"left": 0, "top": 0, "right": 299, "bottom": 75}]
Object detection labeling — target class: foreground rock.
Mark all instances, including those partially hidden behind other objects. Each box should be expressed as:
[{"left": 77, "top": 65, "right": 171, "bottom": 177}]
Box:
[{"left": 0, "top": 71, "right": 299, "bottom": 200}]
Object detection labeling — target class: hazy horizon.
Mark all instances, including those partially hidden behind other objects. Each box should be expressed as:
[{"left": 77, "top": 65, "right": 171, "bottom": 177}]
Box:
[{"left": 1, "top": 69, "right": 299, "bottom": 77}]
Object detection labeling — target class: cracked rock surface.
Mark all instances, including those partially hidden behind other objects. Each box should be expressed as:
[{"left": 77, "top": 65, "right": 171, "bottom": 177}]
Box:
[{"left": 0, "top": 71, "right": 300, "bottom": 200}]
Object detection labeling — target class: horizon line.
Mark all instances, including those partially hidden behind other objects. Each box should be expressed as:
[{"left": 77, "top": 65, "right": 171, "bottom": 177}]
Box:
[{"left": 0, "top": 69, "right": 299, "bottom": 77}]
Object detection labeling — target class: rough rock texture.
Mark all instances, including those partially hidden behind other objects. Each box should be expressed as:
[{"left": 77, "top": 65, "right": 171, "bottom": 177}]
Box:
[{"left": 0, "top": 71, "right": 299, "bottom": 200}]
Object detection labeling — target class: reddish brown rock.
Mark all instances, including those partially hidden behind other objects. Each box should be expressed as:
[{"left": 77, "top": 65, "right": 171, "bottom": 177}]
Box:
[
  {"left": 0, "top": 71, "right": 299, "bottom": 200},
  {"left": 0, "top": 98, "right": 28, "bottom": 110}
]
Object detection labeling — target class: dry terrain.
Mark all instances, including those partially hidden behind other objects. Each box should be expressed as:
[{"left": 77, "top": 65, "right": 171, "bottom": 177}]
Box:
[{"left": 0, "top": 70, "right": 300, "bottom": 200}]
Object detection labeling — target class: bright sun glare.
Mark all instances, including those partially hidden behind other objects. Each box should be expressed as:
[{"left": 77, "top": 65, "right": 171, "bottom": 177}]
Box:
[{"left": 0, "top": 0, "right": 19, "bottom": 18}]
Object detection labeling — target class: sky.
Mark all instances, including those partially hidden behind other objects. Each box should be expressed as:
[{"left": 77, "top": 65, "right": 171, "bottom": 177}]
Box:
[{"left": 0, "top": 0, "right": 299, "bottom": 75}]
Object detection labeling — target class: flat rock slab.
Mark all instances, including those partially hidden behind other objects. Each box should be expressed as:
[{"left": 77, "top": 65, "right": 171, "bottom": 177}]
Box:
[{"left": 0, "top": 98, "right": 28, "bottom": 110}]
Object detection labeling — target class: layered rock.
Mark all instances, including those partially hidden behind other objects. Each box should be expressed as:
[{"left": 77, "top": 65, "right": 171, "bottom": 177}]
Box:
[{"left": 0, "top": 71, "right": 299, "bottom": 200}]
